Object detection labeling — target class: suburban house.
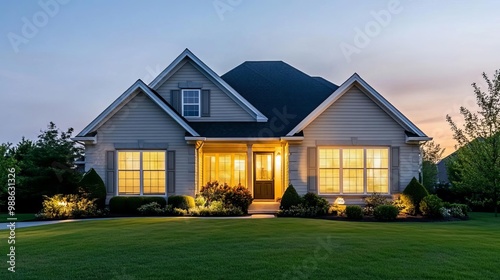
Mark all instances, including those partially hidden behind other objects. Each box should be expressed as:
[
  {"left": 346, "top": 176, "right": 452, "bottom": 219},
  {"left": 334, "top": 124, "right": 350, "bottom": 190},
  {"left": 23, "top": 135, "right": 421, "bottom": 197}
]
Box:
[{"left": 73, "top": 49, "right": 431, "bottom": 210}]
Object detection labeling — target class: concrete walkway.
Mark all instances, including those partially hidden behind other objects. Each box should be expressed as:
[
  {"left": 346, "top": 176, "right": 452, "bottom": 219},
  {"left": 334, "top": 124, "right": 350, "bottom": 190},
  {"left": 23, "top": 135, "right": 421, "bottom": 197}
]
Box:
[{"left": 0, "top": 214, "right": 276, "bottom": 229}]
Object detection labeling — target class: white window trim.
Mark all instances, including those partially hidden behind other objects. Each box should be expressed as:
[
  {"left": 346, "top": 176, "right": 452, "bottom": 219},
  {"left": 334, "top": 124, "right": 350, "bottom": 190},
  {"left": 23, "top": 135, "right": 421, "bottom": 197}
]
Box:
[
  {"left": 116, "top": 150, "right": 167, "bottom": 196},
  {"left": 181, "top": 89, "right": 201, "bottom": 118},
  {"left": 317, "top": 146, "right": 391, "bottom": 195}
]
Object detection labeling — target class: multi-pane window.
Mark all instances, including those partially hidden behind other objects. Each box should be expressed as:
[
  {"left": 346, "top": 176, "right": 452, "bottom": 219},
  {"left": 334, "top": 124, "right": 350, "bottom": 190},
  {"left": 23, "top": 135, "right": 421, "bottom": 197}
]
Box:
[
  {"left": 182, "top": 89, "right": 200, "bottom": 117},
  {"left": 318, "top": 147, "right": 389, "bottom": 194},
  {"left": 203, "top": 153, "right": 246, "bottom": 186},
  {"left": 118, "top": 151, "right": 166, "bottom": 195}
]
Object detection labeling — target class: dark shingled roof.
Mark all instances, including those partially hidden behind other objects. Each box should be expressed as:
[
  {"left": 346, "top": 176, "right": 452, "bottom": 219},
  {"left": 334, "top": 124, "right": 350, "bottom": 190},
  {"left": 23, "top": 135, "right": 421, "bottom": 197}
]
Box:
[{"left": 190, "top": 61, "right": 339, "bottom": 137}]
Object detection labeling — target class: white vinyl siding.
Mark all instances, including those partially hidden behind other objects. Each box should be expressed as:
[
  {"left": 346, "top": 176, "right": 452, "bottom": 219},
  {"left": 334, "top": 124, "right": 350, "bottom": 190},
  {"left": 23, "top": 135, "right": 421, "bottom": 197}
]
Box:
[
  {"left": 155, "top": 60, "right": 255, "bottom": 121},
  {"left": 84, "top": 91, "right": 196, "bottom": 199},
  {"left": 290, "top": 85, "right": 420, "bottom": 195}
]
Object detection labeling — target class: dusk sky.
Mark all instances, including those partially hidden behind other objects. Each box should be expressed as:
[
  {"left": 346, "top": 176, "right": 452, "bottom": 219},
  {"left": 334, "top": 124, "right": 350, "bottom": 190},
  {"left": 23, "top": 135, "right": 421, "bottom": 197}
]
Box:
[{"left": 1, "top": 0, "right": 499, "bottom": 157}]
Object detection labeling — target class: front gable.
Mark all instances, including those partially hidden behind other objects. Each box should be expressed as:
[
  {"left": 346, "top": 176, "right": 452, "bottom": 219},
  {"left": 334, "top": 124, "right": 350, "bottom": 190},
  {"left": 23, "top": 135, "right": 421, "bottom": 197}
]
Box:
[
  {"left": 75, "top": 80, "right": 199, "bottom": 139},
  {"left": 98, "top": 90, "right": 187, "bottom": 143},
  {"left": 149, "top": 49, "right": 267, "bottom": 122},
  {"left": 304, "top": 84, "right": 406, "bottom": 142},
  {"left": 155, "top": 59, "right": 256, "bottom": 122},
  {"left": 288, "top": 73, "right": 431, "bottom": 143}
]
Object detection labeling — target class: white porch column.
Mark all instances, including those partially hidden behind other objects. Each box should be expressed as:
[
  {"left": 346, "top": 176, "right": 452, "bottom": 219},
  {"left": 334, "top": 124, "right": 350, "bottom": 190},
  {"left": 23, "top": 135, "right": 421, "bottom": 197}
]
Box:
[{"left": 247, "top": 144, "right": 253, "bottom": 193}]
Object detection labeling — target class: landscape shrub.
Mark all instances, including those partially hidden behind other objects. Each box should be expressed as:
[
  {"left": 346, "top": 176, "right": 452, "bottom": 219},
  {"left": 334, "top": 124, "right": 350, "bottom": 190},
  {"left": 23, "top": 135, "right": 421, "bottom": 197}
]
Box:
[
  {"left": 420, "top": 195, "right": 444, "bottom": 218},
  {"left": 199, "top": 181, "right": 253, "bottom": 213},
  {"left": 199, "top": 181, "right": 231, "bottom": 204},
  {"left": 364, "top": 193, "right": 390, "bottom": 216},
  {"left": 329, "top": 204, "right": 346, "bottom": 216},
  {"left": 277, "top": 205, "right": 319, "bottom": 217},
  {"left": 78, "top": 168, "right": 107, "bottom": 209},
  {"left": 189, "top": 205, "right": 244, "bottom": 216},
  {"left": 449, "top": 203, "right": 469, "bottom": 217},
  {"left": 403, "top": 177, "right": 429, "bottom": 213},
  {"left": 280, "top": 184, "right": 302, "bottom": 210},
  {"left": 167, "top": 195, "right": 195, "bottom": 210},
  {"left": 164, "top": 205, "right": 188, "bottom": 216},
  {"left": 345, "top": 205, "right": 363, "bottom": 220},
  {"left": 109, "top": 197, "right": 167, "bottom": 214},
  {"left": 36, "top": 194, "right": 99, "bottom": 219},
  {"left": 392, "top": 194, "right": 416, "bottom": 215},
  {"left": 195, "top": 195, "right": 206, "bottom": 207},
  {"left": 137, "top": 202, "right": 165, "bottom": 216},
  {"left": 373, "top": 205, "right": 399, "bottom": 221},
  {"left": 224, "top": 185, "right": 253, "bottom": 214},
  {"left": 302, "top": 192, "right": 330, "bottom": 215}
]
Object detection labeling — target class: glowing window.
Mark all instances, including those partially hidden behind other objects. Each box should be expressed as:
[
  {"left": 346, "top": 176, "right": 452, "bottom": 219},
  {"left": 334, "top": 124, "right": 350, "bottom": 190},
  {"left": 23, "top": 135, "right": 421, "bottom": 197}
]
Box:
[
  {"left": 118, "top": 151, "right": 166, "bottom": 195},
  {"left": 203, "top": 153, "right": 246, "bottom": 186},
  {"left": 318, "top": 147, "right": 389, "bottom": 194}
]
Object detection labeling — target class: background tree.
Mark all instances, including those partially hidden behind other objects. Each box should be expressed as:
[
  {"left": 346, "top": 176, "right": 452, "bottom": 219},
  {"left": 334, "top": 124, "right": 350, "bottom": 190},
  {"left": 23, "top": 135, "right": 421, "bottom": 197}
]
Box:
[
  {"left": 446, "top": 70, "right": 500, "bottom": 216},
  {"left": 0, "top": 143, "right": 19, "bottom": 209},
  {"left": 2, "top": 122, "right": 84, "bottom": 212},
  {"left": 421, "top": 140, "right": 445, "bottom": 193}
]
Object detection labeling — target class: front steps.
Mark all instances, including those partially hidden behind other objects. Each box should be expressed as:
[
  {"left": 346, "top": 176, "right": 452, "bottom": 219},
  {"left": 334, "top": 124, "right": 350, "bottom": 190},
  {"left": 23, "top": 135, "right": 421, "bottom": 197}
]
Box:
[{"left": 248, "top": 202, "right": 280, "bottom": 214}]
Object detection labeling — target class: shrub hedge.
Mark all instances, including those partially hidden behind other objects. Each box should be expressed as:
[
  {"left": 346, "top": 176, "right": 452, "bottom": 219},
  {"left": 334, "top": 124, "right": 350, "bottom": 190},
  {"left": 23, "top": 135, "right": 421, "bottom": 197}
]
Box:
[
  {"left": 345, "top": 205, "right": 363, "bottom": 220},
  {"left": 167, "top": 195, "right": 196, "bottom": 210},
  {"left": 109, "top": 197, "right": 167, "bottom": 214},
  {"left": 374, "top": 205, "right": 399, "bottom": 221}
]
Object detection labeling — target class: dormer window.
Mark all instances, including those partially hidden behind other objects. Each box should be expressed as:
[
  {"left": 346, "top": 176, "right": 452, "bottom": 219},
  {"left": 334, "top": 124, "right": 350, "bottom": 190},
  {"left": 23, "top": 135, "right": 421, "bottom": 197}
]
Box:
[{"left": 182, "top": 89, "right": 200, "bottom": 117}]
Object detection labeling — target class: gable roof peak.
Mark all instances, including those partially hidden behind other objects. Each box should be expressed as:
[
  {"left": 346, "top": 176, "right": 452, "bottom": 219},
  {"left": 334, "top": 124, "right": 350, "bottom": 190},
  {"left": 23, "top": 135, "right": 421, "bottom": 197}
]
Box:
[{"left": 148, "top": 49, "right": 268, "bottom": 122}]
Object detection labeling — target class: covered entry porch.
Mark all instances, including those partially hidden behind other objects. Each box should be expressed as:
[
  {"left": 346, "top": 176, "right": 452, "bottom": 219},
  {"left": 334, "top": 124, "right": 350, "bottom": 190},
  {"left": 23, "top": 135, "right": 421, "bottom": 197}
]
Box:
[{"left": 188, "top": 139, "right": 291, "bottom": 202}]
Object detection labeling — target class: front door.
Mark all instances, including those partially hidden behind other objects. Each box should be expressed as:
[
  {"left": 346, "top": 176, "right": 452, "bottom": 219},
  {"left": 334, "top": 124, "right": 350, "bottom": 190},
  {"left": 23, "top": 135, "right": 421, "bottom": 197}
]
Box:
[{"left": 254, "top": 153, "right": 274, "bottom": 199}]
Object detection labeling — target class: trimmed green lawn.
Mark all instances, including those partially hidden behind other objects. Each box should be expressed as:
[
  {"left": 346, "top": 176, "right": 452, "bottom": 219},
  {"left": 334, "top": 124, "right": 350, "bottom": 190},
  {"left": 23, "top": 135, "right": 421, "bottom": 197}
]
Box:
[
  {"left": 0, "top": 213, "right": 36, "bottom": 222},
  {"left": 1, "top": 213, "right": 499, "bottom": 280}
]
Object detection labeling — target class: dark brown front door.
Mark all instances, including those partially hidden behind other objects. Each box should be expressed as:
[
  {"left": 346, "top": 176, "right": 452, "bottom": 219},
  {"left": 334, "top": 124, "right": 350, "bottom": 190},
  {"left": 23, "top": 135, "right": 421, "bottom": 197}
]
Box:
[{"left": 254, "top": 153, "right": 274, "bottom": 199}]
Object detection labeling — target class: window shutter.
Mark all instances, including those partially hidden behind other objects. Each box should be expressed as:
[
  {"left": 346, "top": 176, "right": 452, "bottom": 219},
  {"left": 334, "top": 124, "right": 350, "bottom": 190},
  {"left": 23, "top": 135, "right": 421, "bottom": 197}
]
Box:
[
  {"left": 170, "top": 90, "right": 181, "bottom": 113},
  {"left": 105, "top": 151, "right": 116, "bottom": 194},
  {"left": 167, "top": 151, "right": 176, "bottom": 194},
  {"left": 391, "top": 147, "right": 400, "bottom": 193},
  {"left": 307, "top": 147, "right": 317, "bottom": 192},
  {"left": 201, "top": 89, "right": 210, "bottom": 117}
]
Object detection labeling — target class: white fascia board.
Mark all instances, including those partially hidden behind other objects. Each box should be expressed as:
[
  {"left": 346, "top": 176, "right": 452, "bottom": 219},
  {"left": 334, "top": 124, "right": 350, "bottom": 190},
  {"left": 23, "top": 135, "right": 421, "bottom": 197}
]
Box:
[
  {"left": 149, "top": 49, "right": 268, "bottom": 122},
  {"left": 280, "top": 136, "right": 304, "bottom": 141},
  {"left": 71, "top": 136, "right": 96, "bottom": 144},
  {"left": 406, "top": 136, "right": 433, "bottom": 144},
  {"left": 77, "top": 80, "right": 200, "bottom": 137},
  {"left": 287, "top": 73, "right": 428, "bottom": 137}
]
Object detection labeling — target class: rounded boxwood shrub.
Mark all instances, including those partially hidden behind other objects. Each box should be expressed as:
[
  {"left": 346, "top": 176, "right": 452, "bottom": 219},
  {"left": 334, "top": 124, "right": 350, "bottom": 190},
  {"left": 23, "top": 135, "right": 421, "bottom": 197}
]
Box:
[
  {"left": 374, "top": 205, "right": 399, "bottom": 221},
  {"left": 167, "top": 195, "right": 195, "bottom": 210},
  {"left": 79, "top": 168, "right": 107, "bottom": 209},
  {"left": 109, "top": 197, "right": 167, "bottom": 214},
  {"left": 302, "top": 192, "right": 330, "bottom": 215},
  {"left": 280, "top": 184, "right": 302, "bottom": 210},
  {"left": 345, "top": 205, "right": 363, "bottom": 220},
  {"left": 419, "top": 195, "right": 443, "bottom": 218},
  {"left": 402, "top": 177, "right": 429, "bottom": 213}
]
